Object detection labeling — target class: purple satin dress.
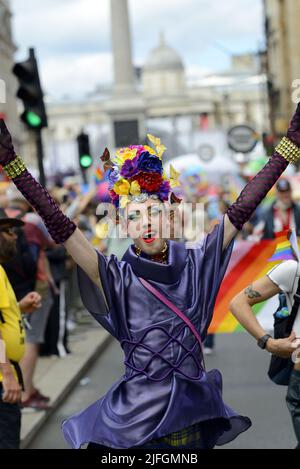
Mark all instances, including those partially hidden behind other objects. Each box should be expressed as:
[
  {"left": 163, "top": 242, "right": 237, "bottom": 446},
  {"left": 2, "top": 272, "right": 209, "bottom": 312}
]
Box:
[{"left": 62, "top": 215, "right": 251, "bottom": 448}]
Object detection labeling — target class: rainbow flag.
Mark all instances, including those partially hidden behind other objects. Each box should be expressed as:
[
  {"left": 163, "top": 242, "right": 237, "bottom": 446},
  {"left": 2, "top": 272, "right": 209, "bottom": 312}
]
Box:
[
  {"left": 268, "top": 240, "right": 294, "bottom": 262},
  {"left": 267, "top": 229, "right": 294, "bottom": 262},
  {"left": 95, "top": 167, "right": 104, "bottom": 183},
  {"left": 209, "top": 235, "right": 288, "bottom": 334}
]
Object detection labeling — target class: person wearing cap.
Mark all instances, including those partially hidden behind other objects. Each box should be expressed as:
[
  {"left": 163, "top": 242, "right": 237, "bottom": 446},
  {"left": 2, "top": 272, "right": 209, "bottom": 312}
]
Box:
[
  {"left": 0, "top": 208, "right": 42, "bottom": 448},
  {"left": 252, "top": 178, "right": 300, "bottom": 240}
]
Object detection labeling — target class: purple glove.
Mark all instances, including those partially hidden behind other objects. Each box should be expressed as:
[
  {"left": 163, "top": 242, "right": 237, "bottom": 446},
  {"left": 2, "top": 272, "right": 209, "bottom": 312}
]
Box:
[
  {"left": 226, "top": 103, "right": 300, "bottom": 231},
  {"left": 0, "top": 120, "right": 76, "bottom": 244}
]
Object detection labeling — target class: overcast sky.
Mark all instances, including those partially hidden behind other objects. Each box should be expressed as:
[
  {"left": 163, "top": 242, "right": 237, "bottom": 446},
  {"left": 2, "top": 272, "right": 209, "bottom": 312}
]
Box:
[{"left": 10, "top": 0, "right": 265, "bottom": 100}]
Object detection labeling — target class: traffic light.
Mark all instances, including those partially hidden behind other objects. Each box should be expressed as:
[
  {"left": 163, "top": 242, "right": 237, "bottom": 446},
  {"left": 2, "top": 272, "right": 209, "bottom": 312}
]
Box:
[
  {"left": 77, "top": 132, "right": 93, "bottom": 180},
  {"left": 12, "top": 48, "right": 48, "bottom": 130}
]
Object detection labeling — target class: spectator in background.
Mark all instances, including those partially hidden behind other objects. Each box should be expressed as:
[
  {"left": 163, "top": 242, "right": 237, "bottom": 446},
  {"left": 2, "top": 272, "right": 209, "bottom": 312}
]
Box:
[
  {"left": 40, "top": 245, "right": 69, "bottom": 357},
  {"left": 230, "top": 258, "right": 300, "bottom": 449},
  {"left": 6, "top": 187, "right": 57, "bottom": 410},
  {"left": 252, "top": 179, "right": 300, "bottom": 240},
  {"left": 0, "top": 208, "right": 41, "bottom": 448},
  {"left": 3, "top": 208, "right": 38, "bottom": 300},
  {"left": 250, "top": 178, "right": 300, "bottom": 358},
  {"left": 35, "top": 189, "right": 69, "bottom": 358}
]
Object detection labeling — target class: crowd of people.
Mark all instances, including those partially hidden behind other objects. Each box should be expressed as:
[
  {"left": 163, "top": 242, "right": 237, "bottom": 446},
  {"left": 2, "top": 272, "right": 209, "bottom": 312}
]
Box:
[{"left": 0, "top": 174, "right": 107, "bottom": 447}]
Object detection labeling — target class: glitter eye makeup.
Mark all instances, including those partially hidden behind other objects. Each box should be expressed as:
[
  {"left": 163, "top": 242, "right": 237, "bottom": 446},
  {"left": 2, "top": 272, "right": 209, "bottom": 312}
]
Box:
[
  {"left": 149, "top": 206, "right": 162, "bottom": 217},
  {"left": 128, "top": 211, "right": 141, "bottom": 222}
]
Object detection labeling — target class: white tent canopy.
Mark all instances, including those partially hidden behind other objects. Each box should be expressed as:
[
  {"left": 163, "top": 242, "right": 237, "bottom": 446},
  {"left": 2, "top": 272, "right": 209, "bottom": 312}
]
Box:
[{"left": 165, "top": 152, "right": 238, "bottom": 177}]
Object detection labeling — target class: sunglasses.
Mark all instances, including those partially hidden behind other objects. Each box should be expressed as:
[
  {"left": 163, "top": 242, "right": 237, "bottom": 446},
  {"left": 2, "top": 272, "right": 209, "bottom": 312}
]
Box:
[{"left": 0, "top": 227, "right": 17, "bottom": 236}]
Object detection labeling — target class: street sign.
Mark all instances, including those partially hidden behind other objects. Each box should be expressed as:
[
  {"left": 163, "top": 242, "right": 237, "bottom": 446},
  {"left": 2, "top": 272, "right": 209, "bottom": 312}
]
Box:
[{"left": 227, "top": 125, "right": 259, "bottom": 153}]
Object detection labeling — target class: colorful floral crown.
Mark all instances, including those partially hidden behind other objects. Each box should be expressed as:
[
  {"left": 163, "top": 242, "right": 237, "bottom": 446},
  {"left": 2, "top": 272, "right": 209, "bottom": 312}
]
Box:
[{"left": 100, "top": 134, "right": 181, "bottom": 209}]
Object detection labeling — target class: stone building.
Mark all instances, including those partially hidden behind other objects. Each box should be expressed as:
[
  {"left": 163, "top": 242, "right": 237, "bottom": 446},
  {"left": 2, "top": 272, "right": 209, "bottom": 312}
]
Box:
[
  {"left": 264, "top": 0, "right": 300, "bottom": 134},
  {"left": 0, "top": 0, "right": 19, "bottom": 139}
]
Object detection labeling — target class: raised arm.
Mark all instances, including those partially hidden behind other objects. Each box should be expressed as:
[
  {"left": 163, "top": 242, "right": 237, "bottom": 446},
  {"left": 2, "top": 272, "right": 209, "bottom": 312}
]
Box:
[
  {"left": 223, "top": 213, "right": 238, "bottom": 251},
  {"left": 0, "top": 120, "right": 105, "bottom": 302},
  {"left": 64, "top": 228, "right": 107, "bottom": 305},
  {"left": 230, "top": 276, "right": 297, "bottom": 358},
  {"left": 230, "top": 276, "right": 280, "bottom": 340},
  {"left": 222, "top": 103, "right": 300, "bottom": 251}
]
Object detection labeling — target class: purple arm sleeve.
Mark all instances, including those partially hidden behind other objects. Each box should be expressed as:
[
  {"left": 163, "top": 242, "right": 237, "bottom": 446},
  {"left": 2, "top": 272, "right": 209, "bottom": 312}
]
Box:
[
  {"left": 226, "top": 103, "right": 300, "bottom": 231},
  {"left": 13, "top": 170, "right": 76, "bottom": 244},
  {"left": 0, "top": 120, "right": 76, "bottom": 244},
  {"left": 225, "top": 153, "right": 288, "bottom": 230}
]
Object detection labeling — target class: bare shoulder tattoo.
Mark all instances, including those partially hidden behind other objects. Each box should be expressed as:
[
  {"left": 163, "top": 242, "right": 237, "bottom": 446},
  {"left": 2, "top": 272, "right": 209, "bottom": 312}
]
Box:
[{"left": 244, "top": 284, "right": 262, "bottom": 299}]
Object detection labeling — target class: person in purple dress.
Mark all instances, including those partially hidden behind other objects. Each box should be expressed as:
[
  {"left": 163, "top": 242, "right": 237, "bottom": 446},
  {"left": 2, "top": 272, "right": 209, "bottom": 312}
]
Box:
[{"left": 1, "top": 105, "right": 300, "bottom": 449}]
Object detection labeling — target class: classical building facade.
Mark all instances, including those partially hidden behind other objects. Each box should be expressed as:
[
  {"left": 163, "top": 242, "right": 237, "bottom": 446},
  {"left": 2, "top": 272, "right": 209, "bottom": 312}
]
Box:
[
  {"left": 3, "top": 0, "right": 269, "bottom": 175},
  {"left": 264, "top": 0, "right": 300, "bottom": 134},
  {"left": 0, "top": 0, "right": 19, "bottom": 139},
  {"left": 43, "top": 39, "right": 268, "bottom": 174}
]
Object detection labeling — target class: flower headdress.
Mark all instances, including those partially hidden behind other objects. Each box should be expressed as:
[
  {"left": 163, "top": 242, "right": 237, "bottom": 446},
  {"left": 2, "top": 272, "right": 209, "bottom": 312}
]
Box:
[{"left": 100, "top": 134, "right": 181, "bottom": 210}]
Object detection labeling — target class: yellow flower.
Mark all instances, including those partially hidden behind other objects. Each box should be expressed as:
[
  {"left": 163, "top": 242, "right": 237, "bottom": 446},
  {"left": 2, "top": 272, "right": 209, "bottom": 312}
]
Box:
[
  {"left": 169, "top": 164, "right": 181, "bottom": 188},
  {"left": 114, "top": 179, "right": 130, "bottom": 195},
  {"left": 143, "top": 145, "right": 157, "bottom": 156},
  {"left": 119, "top": 195, "right": 131, "bottom": 209},
  {"left": 170, "top": 180, "right": 181, "bottom": 189},
  {"left": 130, "top": 180, "right": 141, "bottom": 196},
  {"left": 113, "top": 148, "right": 137, "bottom": 166},
  {"left": 156, "top": 144, "right": 166, "bottom": 159},
  {"left": 146, "top": 134, "right": 167, "bottom": 159},
  {"left": 147, "top": 134, "right": 161, "bottom": 147},
  {"left": 123, "top": 149, "right": 138, "bottom": 160}
]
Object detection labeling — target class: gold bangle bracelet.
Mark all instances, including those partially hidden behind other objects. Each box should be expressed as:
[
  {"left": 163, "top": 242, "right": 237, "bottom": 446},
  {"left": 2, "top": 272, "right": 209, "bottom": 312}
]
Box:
[
  {"left": 275, "top": 136, "right": 300, "bottom": 164},
  {"left": 3, "top": 156, "right": 27, "bottom": 179}
]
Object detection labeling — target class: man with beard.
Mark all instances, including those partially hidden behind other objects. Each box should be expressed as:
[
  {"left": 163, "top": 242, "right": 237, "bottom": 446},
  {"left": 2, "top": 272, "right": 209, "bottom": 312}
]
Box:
[{"left": 0, "top": 208, "right": 41, "bottom": 449}]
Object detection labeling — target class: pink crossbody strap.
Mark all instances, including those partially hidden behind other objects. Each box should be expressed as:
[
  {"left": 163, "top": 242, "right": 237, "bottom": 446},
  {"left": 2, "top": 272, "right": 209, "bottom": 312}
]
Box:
[{"left": 139, "top": 277, "right": 205, "bottom": 369}]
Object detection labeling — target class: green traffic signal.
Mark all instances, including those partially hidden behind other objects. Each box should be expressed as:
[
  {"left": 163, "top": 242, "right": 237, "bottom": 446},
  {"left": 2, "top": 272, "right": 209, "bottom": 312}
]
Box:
[
  {"left": 80, "top": 154, "right": 93, "bottom": 169},
  {"left": 77, "top": 132, "right": 92, "bottom": 173},
  {"left": 13, "top": 48, "right": 48, "bottom": 131},
  {"left": 24, "top": 111, "right": 42, "bottom": 128}
]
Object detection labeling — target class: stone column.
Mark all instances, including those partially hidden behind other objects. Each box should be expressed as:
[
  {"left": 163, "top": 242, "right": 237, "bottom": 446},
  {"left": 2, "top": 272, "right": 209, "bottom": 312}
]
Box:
[{"left": 110, "top": 0, "right": 135, "bottom": 95}]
